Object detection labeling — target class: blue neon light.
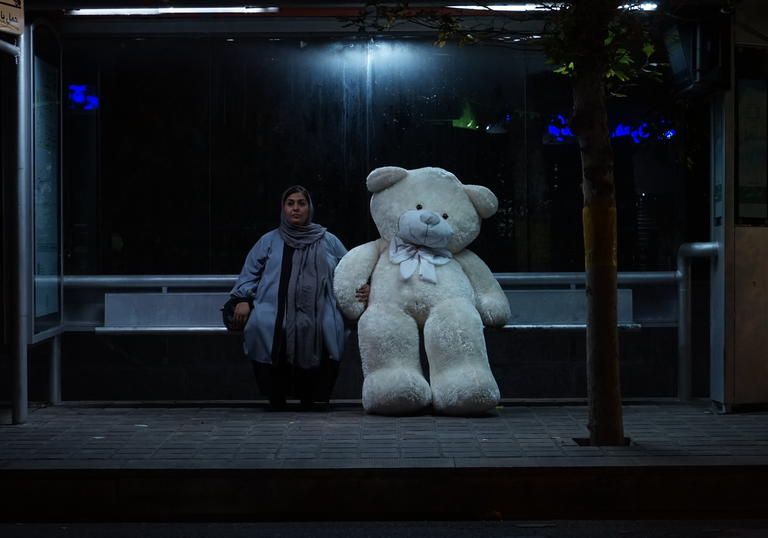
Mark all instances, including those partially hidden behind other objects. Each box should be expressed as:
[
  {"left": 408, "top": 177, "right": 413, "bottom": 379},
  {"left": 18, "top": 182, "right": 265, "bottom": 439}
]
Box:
[
  {"left": 68, "top": 84, "right": 99, "bottom": 111},
  {"left": 547, "top": 116, "right": 674, "bottom": 144},
  {"left": 69, "top": 85, "right": 86, "bottom": 103},
  {"left": 547, "top": 125, "right": 564, "bottom": 141},
  {"left": 613, "top": 123, "right": 631, "bottom": 137}
]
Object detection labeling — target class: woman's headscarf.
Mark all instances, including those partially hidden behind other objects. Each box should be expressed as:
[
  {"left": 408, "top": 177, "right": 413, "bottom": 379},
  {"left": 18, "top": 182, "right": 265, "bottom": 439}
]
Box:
[{"left": 278, "top": 186, "right": 332, "bottom": 370}]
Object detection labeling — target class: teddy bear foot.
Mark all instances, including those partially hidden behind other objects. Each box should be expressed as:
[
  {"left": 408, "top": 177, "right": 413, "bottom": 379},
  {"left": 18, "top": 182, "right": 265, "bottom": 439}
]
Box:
[
  {"left": 431, "top": 369, "right": 501, "bottom": 416},
  {"left": 362, "top": 368, "right": 432, "bottom": 415}
]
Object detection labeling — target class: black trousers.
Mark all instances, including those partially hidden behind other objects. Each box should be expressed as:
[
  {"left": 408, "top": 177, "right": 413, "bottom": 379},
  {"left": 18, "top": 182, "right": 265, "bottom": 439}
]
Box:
[{"left": 252, "top": 356, "right": 339, "bottom": 404}]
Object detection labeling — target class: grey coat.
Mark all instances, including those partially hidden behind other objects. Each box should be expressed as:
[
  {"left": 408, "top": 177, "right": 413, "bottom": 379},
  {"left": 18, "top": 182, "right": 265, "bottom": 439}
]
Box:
[{"left": 230, "top": 229, "right": 348, "bottom": 364}]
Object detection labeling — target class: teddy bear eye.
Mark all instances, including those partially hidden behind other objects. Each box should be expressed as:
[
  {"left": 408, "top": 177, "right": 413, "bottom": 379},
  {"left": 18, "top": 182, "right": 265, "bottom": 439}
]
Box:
[
  {"left": 442, "top": 213, "right": 449, "bottom": 219},
  {"left": 416, "top": 204, "right": 423, "bottom": 210}
]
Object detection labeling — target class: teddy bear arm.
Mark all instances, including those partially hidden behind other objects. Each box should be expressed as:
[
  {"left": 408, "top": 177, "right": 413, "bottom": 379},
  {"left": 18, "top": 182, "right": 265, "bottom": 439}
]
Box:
[
  {"left": 333, "top": 240, "right": 382, "bottom": 320},
  {"left": 454, "top": 250, "right": 511, "bottom": 327}
]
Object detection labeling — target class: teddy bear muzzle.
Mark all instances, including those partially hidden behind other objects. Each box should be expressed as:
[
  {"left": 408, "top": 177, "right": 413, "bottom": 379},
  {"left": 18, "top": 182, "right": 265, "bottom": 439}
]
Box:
[{"left": 396, "top": 209, "right": 452, "bottom": 249}]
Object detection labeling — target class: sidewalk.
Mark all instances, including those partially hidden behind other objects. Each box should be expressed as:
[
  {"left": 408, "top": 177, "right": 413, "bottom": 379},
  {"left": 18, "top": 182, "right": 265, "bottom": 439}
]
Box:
[
  {"left": 2, "top": 400, "right": 767, "bottom": 520},
  {"left": 3, "top": 401, "right": 768, "bottom": 469}
]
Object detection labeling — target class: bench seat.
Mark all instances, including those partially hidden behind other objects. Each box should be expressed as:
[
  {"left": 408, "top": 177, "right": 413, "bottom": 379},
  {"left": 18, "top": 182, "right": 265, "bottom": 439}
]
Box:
[
  {"left": 97, "top": 292, "right": 232, "bottom": 335},
  {"left": 97, "top": 288, "right": 639, "bottom": 334},
  {"left": 500, "top": 288, "right": 638, "bottom": 331}
]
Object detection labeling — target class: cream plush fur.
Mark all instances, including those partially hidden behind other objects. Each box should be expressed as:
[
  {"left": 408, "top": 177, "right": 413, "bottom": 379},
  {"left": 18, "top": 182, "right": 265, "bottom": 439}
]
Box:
[{"left": 334, "top": 166, "right": 511, "bottom": 415}]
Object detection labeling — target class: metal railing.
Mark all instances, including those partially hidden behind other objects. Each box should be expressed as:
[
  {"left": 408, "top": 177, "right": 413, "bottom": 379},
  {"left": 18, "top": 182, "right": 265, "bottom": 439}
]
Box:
[
  {"left": 63, "top": 274, "right": 236, "bottom": 288},
  {"left": 57, "top": 241, "right": 718, "bottom": 402},
  {"left": 0, "top": 38, "right": 21, "bottom": 58},
  {"left": 676, "top": 242, "right": 719, "bottom": 401}
]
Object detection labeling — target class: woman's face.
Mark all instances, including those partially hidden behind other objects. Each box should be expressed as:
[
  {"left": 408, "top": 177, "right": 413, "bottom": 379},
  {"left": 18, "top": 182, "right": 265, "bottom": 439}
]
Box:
[{"left": 283, "top": 192, "right": 310, "bottom": 226}]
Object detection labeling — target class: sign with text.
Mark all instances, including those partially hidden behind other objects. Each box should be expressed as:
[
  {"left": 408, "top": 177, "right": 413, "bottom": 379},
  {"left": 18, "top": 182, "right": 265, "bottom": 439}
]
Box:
[{"left": 0, "top": 0, "right": 23, "bottom": 36}]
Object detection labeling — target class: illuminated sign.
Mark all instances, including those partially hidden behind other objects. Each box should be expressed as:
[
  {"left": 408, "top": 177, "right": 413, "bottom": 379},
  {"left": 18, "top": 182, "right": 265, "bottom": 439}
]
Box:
[{"left": 0, "top": 0, "right": 23, "bottom": 36}]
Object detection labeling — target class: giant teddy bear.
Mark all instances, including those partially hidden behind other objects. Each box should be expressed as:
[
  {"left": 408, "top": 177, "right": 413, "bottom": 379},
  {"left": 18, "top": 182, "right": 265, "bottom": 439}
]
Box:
[{"left": 333, "top": 166, "right": 511, "bottom": 415}]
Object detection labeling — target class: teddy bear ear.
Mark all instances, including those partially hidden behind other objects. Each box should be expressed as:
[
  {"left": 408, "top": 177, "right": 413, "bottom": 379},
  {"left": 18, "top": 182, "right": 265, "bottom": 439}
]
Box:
[
  {"left": 366, "top": 166, "right": 409, "bottom": 193},
  {"left": 464, "top": 185, "right": 498, "bottom": 218}
]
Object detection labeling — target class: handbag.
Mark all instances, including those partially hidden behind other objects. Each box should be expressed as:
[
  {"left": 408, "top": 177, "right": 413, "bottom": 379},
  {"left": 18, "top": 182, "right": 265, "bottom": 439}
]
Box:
[{"left": 221, "top": 297, "right": 252, "bottom": 332}]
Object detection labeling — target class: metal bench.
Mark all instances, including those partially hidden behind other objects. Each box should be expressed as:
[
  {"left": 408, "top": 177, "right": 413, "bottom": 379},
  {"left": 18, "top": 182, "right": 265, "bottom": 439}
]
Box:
[
  {"left": 95, "top": 286, "right": 641, "bottom": 334},
  {"left": 501, "top": 288, "right": 638, "bottom": 330},
  {"left": 97, "top": 292, "right": 231, "bottom": 334},
  {"left": 5, "top": 244, "right": 714, "bottom": 425},
  {"left": 60, "top": 266, "right": 693, "bottom": 399}
]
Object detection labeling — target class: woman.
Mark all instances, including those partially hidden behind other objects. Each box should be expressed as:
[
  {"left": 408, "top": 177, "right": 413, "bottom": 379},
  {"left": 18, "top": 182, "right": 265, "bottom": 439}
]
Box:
[{"left": 230, "top": 185, "right": 367, "bottom": 410}]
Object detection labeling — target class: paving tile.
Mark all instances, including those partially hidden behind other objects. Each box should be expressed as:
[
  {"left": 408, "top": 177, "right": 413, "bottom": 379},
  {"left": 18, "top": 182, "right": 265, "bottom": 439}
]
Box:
[
  {"left": 4, "top": 402, "right": 768, "bottom": 471},
  {"left": 159, "top": 442, "right": 201, "bottom": 449},
  {"left": 482, "top": 452, "right": 525, "bottom": 458},
  {"left": 29, "top": 451, "right": 75, "bottom": 459},
  {"left": 561, "top": 448, "right": 604, "bottom": 457},
  {"left": 277, "top": 452, "right": 319, "bottom": 459},
  {"left": 360, "top": 450, "right": 400, "bottom": 459},
  {"left": 390, "top": 458, "right": 455, "bottom": 468},
  {"left": 454, "top": 457, "right": 536, "bottom": 467},
  {"left": 115, "top": 449, "right": 156, "bottom": 457},
  {"left": 72, "top": 450, "right": 116, "bottom": 459},
  {"left": 440, "top": 442, "right": 480, "bottom": 448},
  {"left": 194, "top": 452, "right": 236, "bottom": 459},
  {"left": 359, "top": 448, "right": 400, "bottom": 455},
  {"left": 319, "top": 450, "right": 362, "bottom": 459}
]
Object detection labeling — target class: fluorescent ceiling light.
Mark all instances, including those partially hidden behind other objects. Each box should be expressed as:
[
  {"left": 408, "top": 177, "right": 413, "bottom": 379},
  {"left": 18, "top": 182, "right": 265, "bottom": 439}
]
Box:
[
  {"left": 448, "top": 3, "right": 657, "bottom": 11},
  {"left": 70, "top": 7, "right": 280, "bottom": 16}
]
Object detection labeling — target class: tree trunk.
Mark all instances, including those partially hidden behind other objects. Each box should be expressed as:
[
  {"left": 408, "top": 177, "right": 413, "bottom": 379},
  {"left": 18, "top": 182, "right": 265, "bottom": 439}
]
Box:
[{"left": 572, "top": 60, "right": 625, "bottom": 446}]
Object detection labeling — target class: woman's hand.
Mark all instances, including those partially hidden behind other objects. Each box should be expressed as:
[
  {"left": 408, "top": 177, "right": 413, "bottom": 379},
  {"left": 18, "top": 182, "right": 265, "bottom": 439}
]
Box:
[
  {"left": 233, "top": 301, "right": 251, "bottom": 329},
  {"left": 355, "top": 284, "right": 370, "bottom": 305}
]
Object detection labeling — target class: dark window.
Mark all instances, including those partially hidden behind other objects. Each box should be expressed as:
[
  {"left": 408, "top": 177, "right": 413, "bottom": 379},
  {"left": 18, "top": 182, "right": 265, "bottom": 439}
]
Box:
[{"left": 62, "top": 35, "right": 686, "bottom": 274}]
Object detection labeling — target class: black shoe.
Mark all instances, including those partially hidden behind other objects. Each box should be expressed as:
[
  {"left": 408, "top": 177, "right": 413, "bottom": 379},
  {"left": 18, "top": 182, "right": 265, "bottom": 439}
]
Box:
[{"left": 300, "top": 399, "right": 314, "bottom": 411}]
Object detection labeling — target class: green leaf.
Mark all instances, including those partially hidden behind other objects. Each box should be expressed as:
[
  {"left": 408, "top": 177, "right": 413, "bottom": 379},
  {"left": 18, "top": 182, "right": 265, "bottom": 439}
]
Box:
[{"left": 642, "top": 42, "right": 655, "bottom": 58}]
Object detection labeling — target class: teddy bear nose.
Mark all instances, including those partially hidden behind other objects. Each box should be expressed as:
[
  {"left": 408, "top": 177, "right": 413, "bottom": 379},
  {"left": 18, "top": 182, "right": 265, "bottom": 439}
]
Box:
[{"left": 420, "top": 212, "right": 440, "bottom": 226}]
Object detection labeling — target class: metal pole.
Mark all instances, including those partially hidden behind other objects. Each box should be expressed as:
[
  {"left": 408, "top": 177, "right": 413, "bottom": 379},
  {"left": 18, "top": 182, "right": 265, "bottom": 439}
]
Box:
[
  {"left": 494, "top": 271, "right": 677, "bottom": 287},
  {"left": 676, "top": 242, "right": 719, "bottom": 401},
  {"left": 11, "top": 29, "right": 31, "bottom": 425},
  {"left": 0, "top": 39, "right": 20, "bottom": 57},
  {"left": 62, "top": 274, "right": 239, "bottom": 288},
  {"left": 49, "top": 335, "right": 62, "bottom": 404}
]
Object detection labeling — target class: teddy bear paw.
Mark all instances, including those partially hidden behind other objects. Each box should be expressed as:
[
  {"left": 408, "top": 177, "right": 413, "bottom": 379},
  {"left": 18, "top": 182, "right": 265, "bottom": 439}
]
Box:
[
  {"left": 341, "top": 300, "right": 366, "bottom": 321},
  {"left": 362, "top": 368, "right": 432, "bottom": 415},
  {"left": 478, "top": 295, "right": 512, "bottom": 328},
  {"left": 430, "top": 368, "right": 500, "bottom": 416}
]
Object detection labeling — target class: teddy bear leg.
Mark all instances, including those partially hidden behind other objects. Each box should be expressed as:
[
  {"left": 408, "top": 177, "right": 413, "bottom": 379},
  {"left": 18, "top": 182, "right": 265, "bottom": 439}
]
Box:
[
  {"left": 358, "top": 304, "right": 432, "bottom": 415},
  {"left": 423, "top": 298, "right": 501, "bottom": 415}
]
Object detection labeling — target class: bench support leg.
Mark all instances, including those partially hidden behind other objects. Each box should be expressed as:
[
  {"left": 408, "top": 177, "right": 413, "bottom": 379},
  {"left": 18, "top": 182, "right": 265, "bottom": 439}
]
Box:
[{"left": 48, "top": 335, "right": 61, "bottom": 405}]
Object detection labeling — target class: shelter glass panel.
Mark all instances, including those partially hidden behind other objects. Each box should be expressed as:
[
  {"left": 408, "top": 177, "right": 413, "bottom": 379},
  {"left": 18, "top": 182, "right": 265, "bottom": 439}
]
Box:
[{"left": 62, "top": 35, "right": 686, "bottom": 274}]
